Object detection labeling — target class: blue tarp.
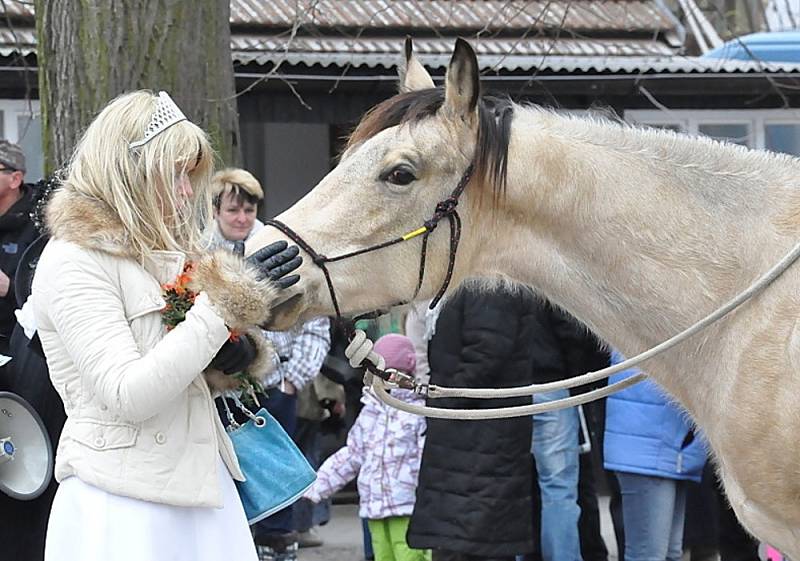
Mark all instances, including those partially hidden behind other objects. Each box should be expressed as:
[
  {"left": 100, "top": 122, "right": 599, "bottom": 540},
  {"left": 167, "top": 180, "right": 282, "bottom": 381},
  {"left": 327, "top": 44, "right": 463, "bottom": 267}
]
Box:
[{"left": 704, "top": 31, "right": 800, "bottom": 63}]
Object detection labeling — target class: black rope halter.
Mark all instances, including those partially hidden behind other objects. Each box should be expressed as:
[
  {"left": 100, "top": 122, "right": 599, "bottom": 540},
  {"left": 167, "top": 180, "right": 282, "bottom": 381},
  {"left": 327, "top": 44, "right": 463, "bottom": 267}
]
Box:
[{"left": 265, "top": 162, "right": 474, "bottom": 384}]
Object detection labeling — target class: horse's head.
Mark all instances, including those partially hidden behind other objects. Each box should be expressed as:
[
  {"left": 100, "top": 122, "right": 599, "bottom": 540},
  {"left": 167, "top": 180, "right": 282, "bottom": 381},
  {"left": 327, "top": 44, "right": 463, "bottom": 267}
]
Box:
[{"left": 251, "top": 39, "right": 506, "bottom": 329}]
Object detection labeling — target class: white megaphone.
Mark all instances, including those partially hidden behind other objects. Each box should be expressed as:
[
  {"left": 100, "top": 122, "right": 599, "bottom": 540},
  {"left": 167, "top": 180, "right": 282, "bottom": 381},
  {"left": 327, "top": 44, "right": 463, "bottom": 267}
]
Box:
[{"left": 0, "top": 391, "right": 53, "bottom": 500}]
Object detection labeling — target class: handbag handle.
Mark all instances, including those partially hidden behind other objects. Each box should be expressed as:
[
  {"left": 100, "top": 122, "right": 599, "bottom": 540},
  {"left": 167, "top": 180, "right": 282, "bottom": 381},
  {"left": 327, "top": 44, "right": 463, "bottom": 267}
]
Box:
[{"left": 221, "top": 390, "right": 267, "bottom": 430}]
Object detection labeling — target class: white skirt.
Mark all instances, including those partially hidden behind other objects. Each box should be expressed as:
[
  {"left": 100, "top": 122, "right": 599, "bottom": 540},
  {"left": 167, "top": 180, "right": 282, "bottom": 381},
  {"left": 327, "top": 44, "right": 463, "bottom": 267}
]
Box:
[{"left": 45, "top": 457, "right": 257, "bottom": 561}]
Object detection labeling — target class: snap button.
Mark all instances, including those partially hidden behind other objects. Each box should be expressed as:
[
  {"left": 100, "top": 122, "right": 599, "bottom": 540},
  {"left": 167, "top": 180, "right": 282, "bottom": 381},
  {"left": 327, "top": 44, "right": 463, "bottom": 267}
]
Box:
[
  {"left": 94, "top": 436, "right": 106, "bottom": 448},
  {"left": 154, "top": 432, "right": 167, "bottom": 445},
  {"left": 99, "top": 404, "right": 108, "bottom": 411}
]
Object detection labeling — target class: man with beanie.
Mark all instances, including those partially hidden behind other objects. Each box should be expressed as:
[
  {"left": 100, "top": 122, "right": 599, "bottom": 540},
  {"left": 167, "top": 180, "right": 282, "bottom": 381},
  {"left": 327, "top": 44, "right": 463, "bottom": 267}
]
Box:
[
  {"left": 0, "top": 141, "right": 37, "bottom": 357},
  {"left": 304, "top": 333, "right": 429, "bottom": 561}
]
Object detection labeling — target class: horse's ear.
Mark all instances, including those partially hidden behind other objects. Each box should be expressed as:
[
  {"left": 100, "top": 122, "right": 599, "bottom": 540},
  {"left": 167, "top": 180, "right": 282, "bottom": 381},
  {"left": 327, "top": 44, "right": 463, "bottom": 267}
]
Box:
[
  {"left": 399, "top": 37, "right": 434, "bottom": 93},
  {"left": 443, "top": 38, "right": 479, "bottom": 121}
]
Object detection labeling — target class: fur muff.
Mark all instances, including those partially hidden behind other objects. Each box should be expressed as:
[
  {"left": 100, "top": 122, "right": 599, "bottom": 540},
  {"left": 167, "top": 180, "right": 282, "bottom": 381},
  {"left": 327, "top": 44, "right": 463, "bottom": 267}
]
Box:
[
  {"left": 203, "top": 328, "right": 276, "bottom": 393},
  {"left": 189, "top": 250, "right": 280, "bottom": 331},
  {"left": 242, "top": 327, "right": 276, "bottom": 384},
  {"left": 203, "top": 369, "right": 241, "bottom": 393}
]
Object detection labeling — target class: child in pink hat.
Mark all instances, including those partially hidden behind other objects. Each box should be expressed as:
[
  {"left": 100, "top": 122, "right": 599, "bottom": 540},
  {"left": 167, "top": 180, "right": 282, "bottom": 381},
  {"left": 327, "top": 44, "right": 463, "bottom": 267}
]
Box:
[{"left": 304, "top": 333, "right": 429, "bottom": 561}]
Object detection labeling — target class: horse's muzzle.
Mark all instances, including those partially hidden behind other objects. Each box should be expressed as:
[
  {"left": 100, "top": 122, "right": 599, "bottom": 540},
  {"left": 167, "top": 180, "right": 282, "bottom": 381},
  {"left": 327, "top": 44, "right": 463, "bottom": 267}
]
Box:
[{"left": 263, "top": 288, "right": 307, "bottom": 330}]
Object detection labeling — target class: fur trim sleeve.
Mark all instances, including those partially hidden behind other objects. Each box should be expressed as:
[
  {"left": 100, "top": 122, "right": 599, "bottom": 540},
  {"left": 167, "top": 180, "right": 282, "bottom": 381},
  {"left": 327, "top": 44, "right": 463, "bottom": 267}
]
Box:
[
  {"left": 204, "top": 328, "right": 276, "bottom": 393},
  {"left": 243, "top": 328, "right": 276, "bottom": 384},
  {"left": 189, "top": 250, "right": 279, "bottom": 331}
]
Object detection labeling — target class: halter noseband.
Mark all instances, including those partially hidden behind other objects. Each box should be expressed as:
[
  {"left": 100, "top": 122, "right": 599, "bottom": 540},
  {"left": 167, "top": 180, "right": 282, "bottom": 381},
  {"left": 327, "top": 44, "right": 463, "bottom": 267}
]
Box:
[{"left": 264, "top": 163, "right": 474, "bottom": 385}]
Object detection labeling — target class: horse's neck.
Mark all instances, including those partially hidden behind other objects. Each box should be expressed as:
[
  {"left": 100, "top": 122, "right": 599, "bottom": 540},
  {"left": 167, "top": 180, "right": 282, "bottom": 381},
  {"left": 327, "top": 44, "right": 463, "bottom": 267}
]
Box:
[{"left": 472, "top": 108, "right": 800, "bottom": 406}]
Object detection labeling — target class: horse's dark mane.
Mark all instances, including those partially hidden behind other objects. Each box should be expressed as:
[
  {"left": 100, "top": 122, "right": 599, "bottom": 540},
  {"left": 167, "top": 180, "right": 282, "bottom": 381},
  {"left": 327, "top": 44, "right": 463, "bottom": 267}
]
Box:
[{"left": 346, "top": 88, "right": 514, "bottom": 196}]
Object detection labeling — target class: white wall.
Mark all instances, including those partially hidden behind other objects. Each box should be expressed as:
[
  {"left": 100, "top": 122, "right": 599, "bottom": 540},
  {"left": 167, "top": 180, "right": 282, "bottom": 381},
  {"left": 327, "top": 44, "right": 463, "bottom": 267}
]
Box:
[{"left": 0, "top": 99, "right": 43, "bottom": 182}]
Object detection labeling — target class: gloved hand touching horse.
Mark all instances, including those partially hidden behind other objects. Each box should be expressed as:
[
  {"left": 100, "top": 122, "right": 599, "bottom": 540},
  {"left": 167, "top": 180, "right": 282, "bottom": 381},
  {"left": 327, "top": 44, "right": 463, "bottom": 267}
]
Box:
[
  {"left": 210, "top": 240, "right": 303, "bottom": 374},
  {"left": 240, "top": 240, "right": 302, "bottom": 288}
]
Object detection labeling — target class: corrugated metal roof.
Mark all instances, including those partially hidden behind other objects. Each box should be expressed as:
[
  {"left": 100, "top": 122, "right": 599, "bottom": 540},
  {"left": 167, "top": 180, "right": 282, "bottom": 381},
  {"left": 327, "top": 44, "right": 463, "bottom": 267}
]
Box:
[
  {"left": 531, "top": 55, "right": 800, "bottom": 74},
  {"left": 7, "top": 24, "right": 800, "bottom": 76},
  {"left": 231, "top": 34, "right": 676, "bottom": 68},
  {"left": 232, "top": 44, "right": 800, "bottom": 74},
  {"left": 230, "top": 0, "right": 678, "bottom": 34},
  {"left": 0, "top": 27, "right": 35, "bottom": 57},
  {"left": 0, "top": 1, "right": 33, "bottom": 18},
  {"left": 5, "top": 0, "right": 800, "bottom": 76}
]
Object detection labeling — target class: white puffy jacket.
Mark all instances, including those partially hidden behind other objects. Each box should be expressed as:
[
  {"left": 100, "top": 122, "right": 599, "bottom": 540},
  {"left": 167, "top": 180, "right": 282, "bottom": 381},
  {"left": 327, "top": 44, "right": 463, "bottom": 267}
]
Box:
[{"left": 31, "top": 187, "right": 278, "bottom": 508}]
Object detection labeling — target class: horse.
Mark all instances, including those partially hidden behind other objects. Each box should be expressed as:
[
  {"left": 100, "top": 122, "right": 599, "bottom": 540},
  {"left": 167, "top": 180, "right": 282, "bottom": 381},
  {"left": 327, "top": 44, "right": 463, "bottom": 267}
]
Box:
[{"left": 249, "top": 38, "right": 800, "bottom": 554}]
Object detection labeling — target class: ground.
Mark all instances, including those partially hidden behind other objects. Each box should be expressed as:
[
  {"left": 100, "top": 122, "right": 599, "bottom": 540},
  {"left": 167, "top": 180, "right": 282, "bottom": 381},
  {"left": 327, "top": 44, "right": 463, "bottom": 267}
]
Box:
[
  {"left": 297, "top": 500, "right": 620, "bottom": 561},
  {"left": 298, "top": 504, "right": 364, "bottom": 561}
]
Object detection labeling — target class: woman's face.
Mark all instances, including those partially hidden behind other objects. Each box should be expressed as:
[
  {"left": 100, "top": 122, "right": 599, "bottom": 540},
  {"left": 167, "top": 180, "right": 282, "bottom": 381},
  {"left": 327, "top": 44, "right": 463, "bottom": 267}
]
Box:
[
  {"left": 215, "top": 191, "right": 257, "bottom": 241},
  {"left": 174, "top": 161, "right": 195, "bottom": 205}
]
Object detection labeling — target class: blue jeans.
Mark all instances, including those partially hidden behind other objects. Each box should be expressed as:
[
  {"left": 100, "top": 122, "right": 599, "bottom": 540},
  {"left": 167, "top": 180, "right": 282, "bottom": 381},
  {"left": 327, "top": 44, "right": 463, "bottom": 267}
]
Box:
[
  {"left": 615, "top": 472, "right": 687, "bottom": 561},
  {"left": 362, "top": 518, "right": 374, "bottom": 560},
  {"left": 532, "top": 389, "right": 582, "bottom": 561}
]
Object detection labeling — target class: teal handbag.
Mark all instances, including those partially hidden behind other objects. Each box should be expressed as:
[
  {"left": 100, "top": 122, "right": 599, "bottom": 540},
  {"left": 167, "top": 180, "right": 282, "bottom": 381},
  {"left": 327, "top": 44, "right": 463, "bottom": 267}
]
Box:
[{"left": 221, "top": 392, "right": 317, "bottom": 525}]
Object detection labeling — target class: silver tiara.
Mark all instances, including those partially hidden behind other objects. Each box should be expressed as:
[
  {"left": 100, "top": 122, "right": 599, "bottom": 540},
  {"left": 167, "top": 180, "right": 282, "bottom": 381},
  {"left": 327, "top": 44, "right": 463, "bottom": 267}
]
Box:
[{"left": 129, "top": 91, "right": 188, "bottom": 149}]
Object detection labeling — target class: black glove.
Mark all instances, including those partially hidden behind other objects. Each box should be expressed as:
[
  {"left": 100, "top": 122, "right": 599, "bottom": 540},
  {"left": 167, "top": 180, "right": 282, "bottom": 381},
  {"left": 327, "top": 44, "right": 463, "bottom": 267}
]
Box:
[
  {"left": 210, "top": 335, "right": 257, "bottom": 374},
  {"left": 246, "top": 241, "right": 302, "bottom": 289}
]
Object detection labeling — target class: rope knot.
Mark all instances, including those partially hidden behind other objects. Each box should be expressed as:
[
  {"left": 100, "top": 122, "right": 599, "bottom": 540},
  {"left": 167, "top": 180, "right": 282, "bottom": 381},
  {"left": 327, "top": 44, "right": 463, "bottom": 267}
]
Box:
[{"left": 435, "top": 198, "right": 458, "bottom": 216}]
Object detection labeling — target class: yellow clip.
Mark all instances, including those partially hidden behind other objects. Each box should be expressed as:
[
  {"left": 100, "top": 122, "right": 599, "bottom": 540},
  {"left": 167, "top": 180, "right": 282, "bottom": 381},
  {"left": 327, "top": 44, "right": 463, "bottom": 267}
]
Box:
[{"left": 402, "top": 226, "right": 428, "bottom": 241}]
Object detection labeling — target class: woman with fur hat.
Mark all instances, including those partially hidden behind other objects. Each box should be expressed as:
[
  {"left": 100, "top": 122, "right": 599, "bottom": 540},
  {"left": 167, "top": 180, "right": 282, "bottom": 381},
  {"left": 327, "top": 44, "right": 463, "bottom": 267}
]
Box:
[
  {"left": 31, "top": 91, "right": 301, "bottom": 561},
  {"left": 304, "top": 333, "right": 430, "bottom": 561}
]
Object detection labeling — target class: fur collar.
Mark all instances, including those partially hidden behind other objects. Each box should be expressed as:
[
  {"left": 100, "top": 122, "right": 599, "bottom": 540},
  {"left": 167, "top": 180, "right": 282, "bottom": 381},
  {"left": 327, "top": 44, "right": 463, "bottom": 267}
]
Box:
[{"left": 46, "top": 187, "right": 135, "bottom": 258}]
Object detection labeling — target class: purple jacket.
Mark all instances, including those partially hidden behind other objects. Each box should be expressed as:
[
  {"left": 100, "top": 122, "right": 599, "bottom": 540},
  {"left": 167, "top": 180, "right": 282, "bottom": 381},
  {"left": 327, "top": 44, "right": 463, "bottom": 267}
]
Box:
[{"left": 305, "top": 387, "right": 426, "bottom": 519}]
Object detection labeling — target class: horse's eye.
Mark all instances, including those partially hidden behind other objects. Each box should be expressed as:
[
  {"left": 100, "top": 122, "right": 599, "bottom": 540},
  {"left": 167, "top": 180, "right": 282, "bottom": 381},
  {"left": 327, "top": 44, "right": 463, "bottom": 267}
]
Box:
[{"left": 383, "top": 166, "right": 416, "bottom": 186}]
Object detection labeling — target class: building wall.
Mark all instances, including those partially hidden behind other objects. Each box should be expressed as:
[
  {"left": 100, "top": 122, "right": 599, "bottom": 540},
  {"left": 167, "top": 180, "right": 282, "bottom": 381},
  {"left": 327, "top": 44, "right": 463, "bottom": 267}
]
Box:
[
  {"left": 241, "top": 120, "right": 331, "bottom": 219},
  {"left": 0, "top": 100, "right": 43, "bottom": 182}
]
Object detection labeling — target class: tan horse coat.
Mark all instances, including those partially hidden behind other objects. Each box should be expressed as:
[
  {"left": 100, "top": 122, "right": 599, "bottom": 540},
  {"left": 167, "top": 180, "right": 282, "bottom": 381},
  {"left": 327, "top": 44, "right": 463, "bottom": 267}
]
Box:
[{"left": 250, "top": 39, "right": 800, "bottom": 554}]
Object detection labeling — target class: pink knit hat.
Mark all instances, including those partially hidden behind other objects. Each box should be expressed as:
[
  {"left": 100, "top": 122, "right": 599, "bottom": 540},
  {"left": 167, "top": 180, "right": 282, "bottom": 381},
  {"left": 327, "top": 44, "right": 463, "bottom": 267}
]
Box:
[{"left": 373, "top": 333, "right": 416, "bottom": 375}]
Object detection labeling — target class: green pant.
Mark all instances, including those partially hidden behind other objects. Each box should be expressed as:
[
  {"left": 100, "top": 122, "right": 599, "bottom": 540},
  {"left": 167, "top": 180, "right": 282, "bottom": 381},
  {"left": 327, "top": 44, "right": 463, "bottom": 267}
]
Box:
[{"left": 367, "top": 517, "right": 431, "bottom": 561}]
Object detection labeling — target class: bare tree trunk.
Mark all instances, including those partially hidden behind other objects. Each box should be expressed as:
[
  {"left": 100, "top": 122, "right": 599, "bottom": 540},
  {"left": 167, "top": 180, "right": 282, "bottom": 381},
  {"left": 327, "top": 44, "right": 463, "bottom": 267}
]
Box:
[{"left": 34, "top": 0, "right": 240, "bottom": 172}]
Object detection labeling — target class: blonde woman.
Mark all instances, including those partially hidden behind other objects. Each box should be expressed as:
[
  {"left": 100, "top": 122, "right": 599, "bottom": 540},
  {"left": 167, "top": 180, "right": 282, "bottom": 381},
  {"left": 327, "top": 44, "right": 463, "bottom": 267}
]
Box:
[
  {"left": 31, "top": 91, "right": 301, "bottom": 561},
  {"left": 209, "top": 167, "right": 265, "bottom": 248}
]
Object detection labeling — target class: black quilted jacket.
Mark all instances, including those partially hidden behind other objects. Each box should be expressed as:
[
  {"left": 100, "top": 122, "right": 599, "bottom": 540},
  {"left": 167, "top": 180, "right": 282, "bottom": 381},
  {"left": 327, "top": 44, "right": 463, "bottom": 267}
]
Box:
[{"left": 407, "top": 285, "right": 540, "bottom": 556}]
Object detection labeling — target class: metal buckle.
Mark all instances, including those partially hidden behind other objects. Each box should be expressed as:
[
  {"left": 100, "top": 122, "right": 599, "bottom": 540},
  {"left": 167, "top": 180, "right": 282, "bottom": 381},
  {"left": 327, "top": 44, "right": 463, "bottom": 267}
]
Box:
[{"left": 381, "top": 368, "right": 416, "bottom": 390}]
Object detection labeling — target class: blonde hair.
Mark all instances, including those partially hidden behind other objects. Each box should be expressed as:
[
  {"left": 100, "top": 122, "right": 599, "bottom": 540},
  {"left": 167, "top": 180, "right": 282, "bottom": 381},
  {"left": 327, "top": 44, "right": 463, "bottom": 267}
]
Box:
[
  {"left": 212, "top": 168, "right": 264, "bottom": 200},
  {"left": 64, "top": 90, "right": 214, "bottom": 259}
]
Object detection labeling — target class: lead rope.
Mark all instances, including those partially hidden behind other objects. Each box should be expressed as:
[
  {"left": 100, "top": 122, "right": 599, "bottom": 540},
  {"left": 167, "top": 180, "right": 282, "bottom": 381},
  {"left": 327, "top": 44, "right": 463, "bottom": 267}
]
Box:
[
  {"left": 343, "top": 328, "right": 645, "bottom": 419},
  {"left": 345, "top": 236, "right": 800, "bottom": 419}
]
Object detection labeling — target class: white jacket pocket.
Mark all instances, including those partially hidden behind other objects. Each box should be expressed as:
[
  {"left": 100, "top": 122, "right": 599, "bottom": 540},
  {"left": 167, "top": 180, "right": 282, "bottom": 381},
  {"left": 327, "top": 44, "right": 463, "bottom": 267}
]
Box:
[{"left": 72, "top": 420, "right": 139, "bottom": 451}]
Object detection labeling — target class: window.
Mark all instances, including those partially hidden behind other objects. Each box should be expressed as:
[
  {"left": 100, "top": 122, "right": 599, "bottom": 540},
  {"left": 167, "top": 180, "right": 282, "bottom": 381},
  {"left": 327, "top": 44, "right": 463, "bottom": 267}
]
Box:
[
  {"left": 0, "top": 99, "right": 42, "bottom": 181},
  {"left": 765, "top": 124, "right": 800, "bottom": 156},
  {"left": 697, "top": 123, "right": 751, "bottom": 147},
  {"left": 626, "top": 109, "right": 800, "bottom": 156},
  {"left": 647, "top": 123, "right": 684, "bottom": 133}
]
